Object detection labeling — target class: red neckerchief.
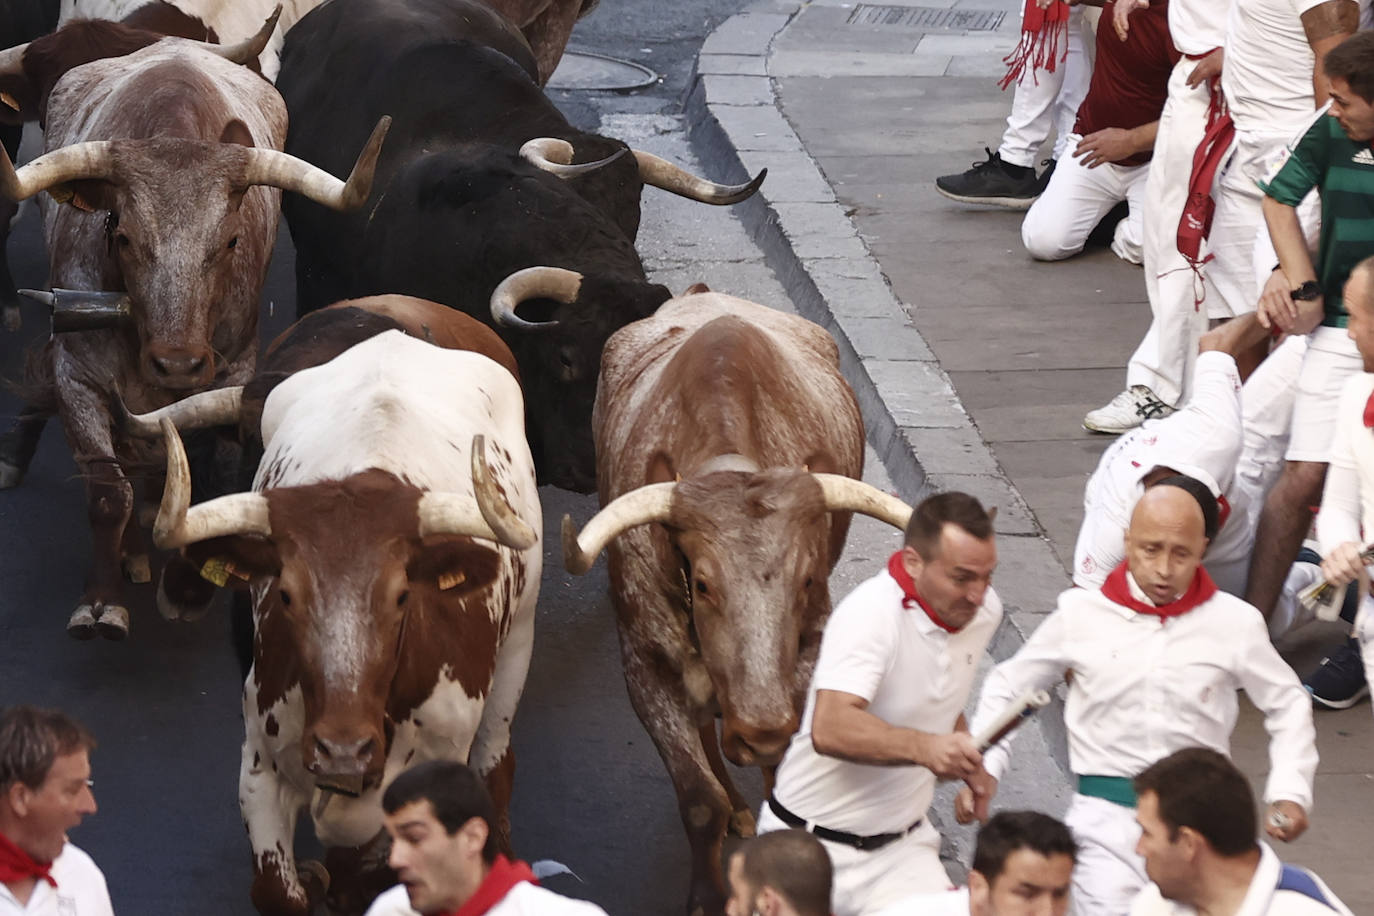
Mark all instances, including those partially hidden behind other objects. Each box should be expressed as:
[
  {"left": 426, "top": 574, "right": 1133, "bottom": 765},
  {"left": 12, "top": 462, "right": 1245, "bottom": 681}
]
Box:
[
  {"left": 1100, "top": 561, "right": 1218, "bottom": 619},
  {"left": 445, "top": 855, "right": 537, "bottom": 916},
  {"left": 887, "top": 551, "right": 961, "bottom": 633},
  {"left": 1363, "top": 390, "right": 1374, "bottom": 428},
  {"left": 999, "top": 0, "right": 1071, "bottom": 89},
  {"left": 0, "top": 831, "right": 56, "bottom": 889}
]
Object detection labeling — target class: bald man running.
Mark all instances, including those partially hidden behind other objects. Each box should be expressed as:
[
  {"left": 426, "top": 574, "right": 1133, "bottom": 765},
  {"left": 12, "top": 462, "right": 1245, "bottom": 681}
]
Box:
[{"left": 965, "top": 483, "right": 1317, "bottom": 916}]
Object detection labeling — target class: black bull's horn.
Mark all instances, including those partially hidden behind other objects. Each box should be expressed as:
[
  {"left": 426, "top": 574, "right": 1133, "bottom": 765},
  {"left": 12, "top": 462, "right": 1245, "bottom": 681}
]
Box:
[{"left": 518, "top": 136, "right": 766, "bottom": 204}]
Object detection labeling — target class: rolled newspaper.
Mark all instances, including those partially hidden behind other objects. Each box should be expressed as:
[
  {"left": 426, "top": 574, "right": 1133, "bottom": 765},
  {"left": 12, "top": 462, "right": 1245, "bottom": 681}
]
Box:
[
  {"left": 973, "top": 689, "right": 1052, "bottom": 752},
  {"left": 1296, "top": 544, "right": 1374, "bottom": 622}
]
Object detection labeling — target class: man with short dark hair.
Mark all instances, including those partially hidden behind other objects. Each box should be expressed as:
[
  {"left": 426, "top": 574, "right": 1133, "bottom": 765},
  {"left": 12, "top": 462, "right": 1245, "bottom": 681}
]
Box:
[
  {"left": 0, "top": 705, "right": 111, "bottom": 916},
  {"left": 363, "top": 761, "right": 606, "bottom": 916},
  {"left": 873, "top": 811, "right": 1077, "bottom": 916},
  {"left": 757, "top": 491, "right": 1003, "bottom": 916},
  {"left": 1130, "top": 748, "right": 1351, "bottom": 915},
  {"left": 725, "top": 830, "right": 832, "bottom": 916}
]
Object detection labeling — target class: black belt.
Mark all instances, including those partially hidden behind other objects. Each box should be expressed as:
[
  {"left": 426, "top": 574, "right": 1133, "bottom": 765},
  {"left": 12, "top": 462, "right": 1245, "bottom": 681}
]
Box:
[{"left": 767, "top": 796, "right": 922, "bottom": 852}]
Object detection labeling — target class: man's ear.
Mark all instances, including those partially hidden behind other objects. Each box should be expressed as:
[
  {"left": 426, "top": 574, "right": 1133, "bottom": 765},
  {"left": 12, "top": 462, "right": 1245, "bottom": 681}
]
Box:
[
  {"left": 5, "top": 780, "right": 31, "bottom": 818},
  {"left": 458, "top": 816, "right": 489, "bottom": 858},
  {"left": 755, "top": 886, "right": 783, "bottom": 916},
  {"left": 900, "top": 543, "right": 925, "bottom": 580},
  {"left": 968, "top": 868, "right": 991, "bottom": 911}
]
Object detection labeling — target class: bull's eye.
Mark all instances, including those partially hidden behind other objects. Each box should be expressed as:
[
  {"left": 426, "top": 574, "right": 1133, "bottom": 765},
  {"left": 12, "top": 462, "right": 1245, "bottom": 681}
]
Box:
[
  {"left": 804, "top": 576, "right": 814, "bottom": 589},
  {"left": 115, "top": 232, "right": 130, "bottom": 248},
  {"left": 279, "top": 589, "right": 292, "bottom": 607},
  {"left": 695, "top": 579, "right": 709, "bottom": 597},
  {"left": 397, "top": 589, "right": 409, "bottom": 607},
  {"left": 227, "top": 236, "right": 238, "bottom": 250}
]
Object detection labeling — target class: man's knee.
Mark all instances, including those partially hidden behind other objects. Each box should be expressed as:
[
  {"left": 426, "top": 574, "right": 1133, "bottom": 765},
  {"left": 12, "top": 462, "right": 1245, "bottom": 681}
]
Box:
[{"left": 1022, "top": 210, "right": 1080, "bottom": 261}]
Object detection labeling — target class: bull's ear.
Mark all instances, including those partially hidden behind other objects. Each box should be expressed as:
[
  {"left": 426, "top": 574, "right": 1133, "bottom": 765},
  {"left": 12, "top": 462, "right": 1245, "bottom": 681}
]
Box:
[
  {"left": 408, "top": 536, "right": 503, "bottom": 599},
  {"left": 802, "top": 451, "right": 839, "bottom": 476},
  {"left": 220, "top": 119, "right": 255, "bottom": 148},
  {"left": 182, "top": 535, "right": 280, "bottom": 589},
  {"left": 646, "top": 451, "right": 676, "bottom": 485},
  {"left": 50, "top": 178, "right": 114, "bottom": 213}
]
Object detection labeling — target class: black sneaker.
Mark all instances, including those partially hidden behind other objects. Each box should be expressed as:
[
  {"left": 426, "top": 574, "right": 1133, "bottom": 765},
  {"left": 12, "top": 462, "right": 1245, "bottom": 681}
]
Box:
[
  {"left": 1303, "top": 638, "right": 1369, "bottom": 710},
  {"left": 1035, "top": 158, "right": 1057, "bottom": 195},
  {"left": 935, "top": 148, "right": 1040, "bottom": 210}
]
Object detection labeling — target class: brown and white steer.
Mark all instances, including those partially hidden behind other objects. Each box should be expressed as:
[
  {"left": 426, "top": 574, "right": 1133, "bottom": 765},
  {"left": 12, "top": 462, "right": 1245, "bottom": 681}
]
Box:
[
  {"left": 0, "top": 29, "right": 386, "bottom": 639},
  {"left": 151, "top": 330, "right": 541, "bottom": 916},
  {"left": 561, "top": 287, "right": 912, "bottom": 916}
]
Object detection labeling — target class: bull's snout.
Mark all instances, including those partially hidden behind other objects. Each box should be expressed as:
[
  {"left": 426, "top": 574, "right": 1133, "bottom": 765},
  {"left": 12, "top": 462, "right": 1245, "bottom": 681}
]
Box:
[
  {"left": 303, "top": 727, "right": 385, "bottom": 797},
  {"left": 722, "top": 718, "right": 798, "bottom": 768},
  {"left": 142, "top": 344, "right": 214, "bottom": 389}
]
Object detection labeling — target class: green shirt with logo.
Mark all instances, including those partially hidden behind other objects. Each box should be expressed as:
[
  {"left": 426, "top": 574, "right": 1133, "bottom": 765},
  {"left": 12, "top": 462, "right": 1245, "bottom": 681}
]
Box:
[{"left": 1261, "top": 114, "right": 1374, "bottom": 328}]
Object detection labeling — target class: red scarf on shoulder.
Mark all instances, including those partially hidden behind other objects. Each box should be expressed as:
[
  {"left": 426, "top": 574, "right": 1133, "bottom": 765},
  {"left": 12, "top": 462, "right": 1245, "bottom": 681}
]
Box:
[
  {"left": 1100, "top": 561, "right": 1217, "bottom": 619},
  {"left": 0, "top": 831, "right": 56, "bottom": 888},
  {"left": 444, "top": 855, "right": 537, "bottom": 916},
  {"left": 888, "top": 551, "right": 961, "bottom": 633}
]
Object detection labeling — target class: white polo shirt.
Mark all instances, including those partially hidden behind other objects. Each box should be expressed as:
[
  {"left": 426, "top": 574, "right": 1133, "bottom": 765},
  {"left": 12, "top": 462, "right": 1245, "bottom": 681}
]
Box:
[
  {"left": 364, "top": 881, "right": 609, "bottom": 916},
  {"left": 869, "top": 887, "right": 970, "bottom": 916},
  {"left": 0, "top": 844, "right": 113, "bottom": 916},
  {"left": 1168, "top": 0, "right": 1234, "bottom": 57},
  {"left": 972, "top": 571, "right": 1316, "bottom": 809},
  {"left": 1315, "top": 372, "right": 1374, "bottom": 553},
  {"left": 771, "top": 564, "right": 1003, "bottom": 835},
  {"left": 1130, "top": 843, "right": 1353, "bottom": 915}
]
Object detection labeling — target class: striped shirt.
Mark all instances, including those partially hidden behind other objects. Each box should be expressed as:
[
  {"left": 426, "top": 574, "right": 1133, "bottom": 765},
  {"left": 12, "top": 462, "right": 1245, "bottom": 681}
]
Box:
[{"left": 1260, "top": 113, "right": 1374, "bottom": 328}]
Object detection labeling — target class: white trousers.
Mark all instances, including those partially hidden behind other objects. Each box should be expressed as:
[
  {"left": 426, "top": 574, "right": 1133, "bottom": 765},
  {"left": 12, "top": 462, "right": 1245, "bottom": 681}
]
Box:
[
  {"left": 1022, "top": 133, "right": 1148, "bottom": 264},
  {"left": 1065, "top": 793, "right": 1145, "bottom": 916},
  {"left": 757, "top": 804, "right": 951, "bottom": 916},
  {"left": 998, "top": 5, "right": 1095, "bottom": 168},
  {"left": 1127, "top": 58, "right": 1216, "bottom": 406},
  {"left": 1203, "top": 131, "right": 1294, "bottom": 321},
  {"left": 1357, "top": 597, "right": 1374, "bottom": 723}
]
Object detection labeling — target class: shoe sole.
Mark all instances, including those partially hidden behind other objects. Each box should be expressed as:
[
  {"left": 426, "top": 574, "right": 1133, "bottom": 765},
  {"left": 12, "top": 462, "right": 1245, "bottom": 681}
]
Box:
[
  {"left": 1306, "top": 684, "right": 1370, "bottom": 710},
  {"left": 934, "top": 186, "right": 1037, "bottom": 210},
  {"left": 1081, "top": 420, "right": 1133, "bottom": 436}
]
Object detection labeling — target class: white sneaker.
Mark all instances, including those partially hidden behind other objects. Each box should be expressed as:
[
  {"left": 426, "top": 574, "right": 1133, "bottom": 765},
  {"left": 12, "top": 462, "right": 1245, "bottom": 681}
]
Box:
[{"left": 1083, "top": 385, "right": 1175, "bottom": 434}]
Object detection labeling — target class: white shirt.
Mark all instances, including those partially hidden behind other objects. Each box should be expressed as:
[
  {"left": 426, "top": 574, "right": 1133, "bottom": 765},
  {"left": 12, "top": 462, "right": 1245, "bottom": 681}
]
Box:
[
  {"left": 771, "top": 567, "right": 1003, "bottom": 834},
  {"left": 971, "top": 576, "right": 1317, "bottom": 809},
  {"left": 1169, "top": 0, "right": 1235, "bottom": 58},
  {"left": 1315, "top": 372, "right": 1374, "bottom": 553},
  {"left": 1130, "top": 843, "right": 1353, "bottom": 915},
  {"left": 364, "top": 881, "right": 609, "bottom": 916},
  {"left": 0, "top": 844, "right": 114, "bottom": 916},
  {"left": 869, "top": 887, "right": 970, "bottom": 916}
]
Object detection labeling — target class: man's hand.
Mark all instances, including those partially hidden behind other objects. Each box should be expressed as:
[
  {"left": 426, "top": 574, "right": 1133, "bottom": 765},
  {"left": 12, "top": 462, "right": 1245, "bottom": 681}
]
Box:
[
  {"left": 1113, "top": 0, "right": 1148, "bottom": 40},
  {"left": 1185, "top": 48, "right": 1223, "bottom": 88},
  {"left": 1257, "top": 279, "right": 1323, "bottom": 336},
  {"left": 1321, "top": 541, "right": 1368, "bottom": 587},
  {"left": 954, "top": 768, "right": 999, "bottom": 824},
  {"left": 1074, "top": 128, "right": 1138, "bottom": 168},
  {"left": 915, "top": 731, "right": 982, "bottom": 780},
  {"left": 1265, "top": 801, "right": 1309, "bottom": 842}
]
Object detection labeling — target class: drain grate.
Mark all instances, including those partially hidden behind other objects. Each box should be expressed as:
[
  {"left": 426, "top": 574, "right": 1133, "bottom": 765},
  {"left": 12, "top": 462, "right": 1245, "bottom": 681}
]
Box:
[{"left": 845, "top": 5, "right": 1005, "bottom": 30}]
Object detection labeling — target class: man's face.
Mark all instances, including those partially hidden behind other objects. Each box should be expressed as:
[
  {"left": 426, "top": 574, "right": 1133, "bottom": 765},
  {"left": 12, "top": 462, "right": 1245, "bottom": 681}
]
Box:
[
  {"left": 970, "top": 849, "right": 1075, "bottom": 916},
  {"left": 902, "top": 524, "right": 997, "bottom": 630},
  {"left": 1124, "top": 488, "right": 1207, "bottom": 605},
  {"left": 1135, "top": 791, "right": 1193, "bottom": 902},
  {"left": 15, "top": 750, "right": 96, "bottom": 864},
  {"left": 1345, "top": 270, "right": 1374, "bottom": 370},
  {"left": 1328, "top": 77, "right": 1374, "bottom": 142},
  {"left": 725, "top": 853, "right": 757, "bottom": 916},
  {"left": 384, "top": 801, "right": 484, "bottom": 915}
]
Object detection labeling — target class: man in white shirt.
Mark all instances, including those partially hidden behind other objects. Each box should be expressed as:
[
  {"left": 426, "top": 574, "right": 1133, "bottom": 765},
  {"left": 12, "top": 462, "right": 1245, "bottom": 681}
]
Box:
[
  {"left": 872, "top": 811, "right": 1076, "bottom": 916},
  {"left": 0, "top": 706, "right": 113, "bottom": 916},
  {"left": 757, "top": 492, "right": 1003, "bottom": 916},
  {"left": 363, "top": 761, "right": 607, "bottom": 916},
  {"left": 1130, "top": 747, "right": 1352, "bottom": 916},
  {"left": 967, "top": 483, "right": 1317, "bottom": 916},
  {"left": 725, "top": 830, "right": 832, "bottom": 916}
]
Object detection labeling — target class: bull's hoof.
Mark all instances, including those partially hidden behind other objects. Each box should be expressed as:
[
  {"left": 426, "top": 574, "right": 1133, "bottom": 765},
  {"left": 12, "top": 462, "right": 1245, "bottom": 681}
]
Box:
[
  {"left": 123, "top": 553, "right": 152, "bottom": 584},
  {"left": 0, "top": 460, "right": 23, "bottom": 490},
  {"left": 156, "top": 566, "right": 215, "bottom": 621},
  {"left": 95, "top": 604, "right": 130, "bottom": 640},
  {"left": 728, "top": 807, "right": 757, "bottom": 838},
  {"left": 67, "top": 605, "right": 98, "bottom": 640},
  {"left": 298, "top": 859, "right": 330, "bottom": 902},
  {"left": 2, "top": 305, "right": 18, "bottom": 332}
]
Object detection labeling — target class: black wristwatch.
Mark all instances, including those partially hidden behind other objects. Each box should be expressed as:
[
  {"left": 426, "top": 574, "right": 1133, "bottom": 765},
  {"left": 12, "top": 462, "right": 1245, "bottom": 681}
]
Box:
[{"left": 1290, "top": 280, "right": 1322, "bottom": 301}]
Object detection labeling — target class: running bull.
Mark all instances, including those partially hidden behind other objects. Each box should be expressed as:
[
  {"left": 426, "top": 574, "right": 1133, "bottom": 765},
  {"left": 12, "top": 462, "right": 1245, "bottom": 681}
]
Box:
[{"left": 562, "top": 288, "right": 913, "bottom": 916}]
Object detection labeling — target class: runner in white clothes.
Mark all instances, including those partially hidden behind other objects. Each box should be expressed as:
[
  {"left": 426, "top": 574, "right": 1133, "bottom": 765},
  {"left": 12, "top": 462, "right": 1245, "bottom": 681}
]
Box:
[
  {"left": 758, "top": 492, "right": 1002, "bottom": 916},
  {"left": 966, "top": 484, "right": 1317, "bottom": 916}
]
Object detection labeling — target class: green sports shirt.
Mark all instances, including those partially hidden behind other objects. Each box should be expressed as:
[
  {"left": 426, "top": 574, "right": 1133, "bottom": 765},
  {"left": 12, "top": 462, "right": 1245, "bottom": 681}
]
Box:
[{"left": 1260, "top": 114, "right": 1374, "bottom": 328}]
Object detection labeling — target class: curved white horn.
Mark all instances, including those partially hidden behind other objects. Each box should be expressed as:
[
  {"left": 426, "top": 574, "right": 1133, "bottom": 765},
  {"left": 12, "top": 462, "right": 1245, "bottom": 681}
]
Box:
[
  {"left": 415, "top": 436, "right": 536, "bottom": 550},
  {"left": 0, "top": 140, "right": 116, "bottom": 201},
  {"left": 203, "top": 6, "right": 281, "bottom": 64},
  {"left": 121, "top": 387, "right": 243, "bottom": 439},
  {"left": 813, "top": 474, "right": 913, "bottom": 531},
  {"left": 632, "top": 150, "right": 765, "bottom": 205},
  {"left": 238, "top": 115, "right": 390, "bottom": 211},
  {"left": 519, "top": 137, "right": 627, "bottom": 178},
  {"left": 562, "top": 482, "right": 676, "bottom": 575},
  {"left": 490, "top": 266, "right": 583, "bottom": 331},
  {"left": 153, "top": 418, "right": 270, "bottom": 549}
]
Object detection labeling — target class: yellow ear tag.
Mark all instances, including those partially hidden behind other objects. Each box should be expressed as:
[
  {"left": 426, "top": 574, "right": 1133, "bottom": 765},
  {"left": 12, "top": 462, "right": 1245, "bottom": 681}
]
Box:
[
  {"left": 0, "top": 92, "right": 18, "bottom": 112},
  {"left": 47, "top": 186, "right": 74, "bottom": 205},
  {"left": 438, "top": 570, "right": 467, "bottom": 591},
  {"left": 200, "top": 557, "right": 232, "bottom": 587}
]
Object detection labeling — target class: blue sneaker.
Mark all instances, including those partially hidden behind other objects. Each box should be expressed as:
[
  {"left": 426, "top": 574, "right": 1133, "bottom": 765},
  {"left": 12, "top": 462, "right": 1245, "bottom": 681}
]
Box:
[{"left": 1303, "top": 638, "right": 1369, "bottom": 710}]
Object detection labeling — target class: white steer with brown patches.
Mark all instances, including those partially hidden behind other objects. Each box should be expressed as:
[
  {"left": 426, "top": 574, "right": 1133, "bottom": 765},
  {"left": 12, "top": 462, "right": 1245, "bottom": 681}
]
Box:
[
  {"left": 562, "top": 288, "right": 913, "bottom": 916},
  {"left": 151, "top": 330, "right": 541, "bottom": 916}
]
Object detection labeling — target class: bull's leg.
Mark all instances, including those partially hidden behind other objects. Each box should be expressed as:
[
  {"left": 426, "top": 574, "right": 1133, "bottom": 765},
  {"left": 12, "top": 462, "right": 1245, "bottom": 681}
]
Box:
[
  {"left": 119, "top": 478, "right": 152, "bottom": 584},
  {"left": 242, "top": 704, "right": 317, "bottom": 916},
  {"left": 482, "top": 748, "right": 516, "bottom": 856},
  {"left": 1, "top": 124, "right": 21, "bottom": 331},
  {"left": 0, "top": 406, "right": 50, "bottom": 490},
  {"left": 524, "top": 0, "right": 583, "bottom": 84},
  {"left": 698, "top": 723, "right": 755, "bottom": 838},
  {"left": 322, "top": 832, "right": 394, "bottom": 916},
  {"left": 67, "top": 456, "right": 134, "bottom": 640}
]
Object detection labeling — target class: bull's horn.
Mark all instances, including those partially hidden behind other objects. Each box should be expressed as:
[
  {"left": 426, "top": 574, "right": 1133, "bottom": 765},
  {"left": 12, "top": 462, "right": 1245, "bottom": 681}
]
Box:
[
  {"left": 203, "top": 6, "right": 281, "bottom": 64},
  {"left": 562, "top": 482, "right": 676, "bottom": 575},
  {"left": 518, "top": 138, "right": 627, "bottom": 178},
  {"left": 153, "top": 417, "right": 271, "bottom": 549},
  {"left": 813, "top": 474, "right": 913, "bottom": 531},
  {"left": 490, "top": 266, "right": 582, "bottom": 331},
  {"left": 632, "top": 150, "right": 765, "bottom": 205},
  {"left": 0, "top": 140, "right": 116, "bottom": 201},
  {"left": 120, "top": 387, "right": 244, "bottom": 439},
  {"left": 239, "top": 115, "right": 391, "bottom": 211},
  {"left": 415, "top": 435, "right": 536, "bottom": 550}
]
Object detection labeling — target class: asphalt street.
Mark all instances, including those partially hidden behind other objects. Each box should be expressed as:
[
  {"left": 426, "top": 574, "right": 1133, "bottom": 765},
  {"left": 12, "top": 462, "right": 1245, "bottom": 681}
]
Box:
[{"left": 0, "top": 2, "right": 921, "bottom": 914}]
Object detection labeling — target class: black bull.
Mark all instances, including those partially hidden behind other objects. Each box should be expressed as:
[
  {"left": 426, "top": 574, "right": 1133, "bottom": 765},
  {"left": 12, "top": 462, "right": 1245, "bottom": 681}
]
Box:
[{"left": 276, "top": 0, "right": 761, "bottom": 493}]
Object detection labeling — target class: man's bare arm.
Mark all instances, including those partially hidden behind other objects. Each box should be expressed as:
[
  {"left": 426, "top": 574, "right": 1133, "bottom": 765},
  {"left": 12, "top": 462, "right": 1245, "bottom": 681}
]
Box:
[
  {"left": 810, "top": 689, "right": 981, "bottom": 779},
  {"left": 1302, "top": 0, "right": 1359, "bottom": 104}
]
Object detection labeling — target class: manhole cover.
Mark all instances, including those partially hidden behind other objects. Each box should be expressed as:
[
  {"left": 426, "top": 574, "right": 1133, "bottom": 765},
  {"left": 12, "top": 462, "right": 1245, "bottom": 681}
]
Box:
[
  {"left": 547, "top": 49, "right": 659, "bottom": 91},
  {"left": 845, "top": 5, "right": 1005, "bottom": 30}
]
